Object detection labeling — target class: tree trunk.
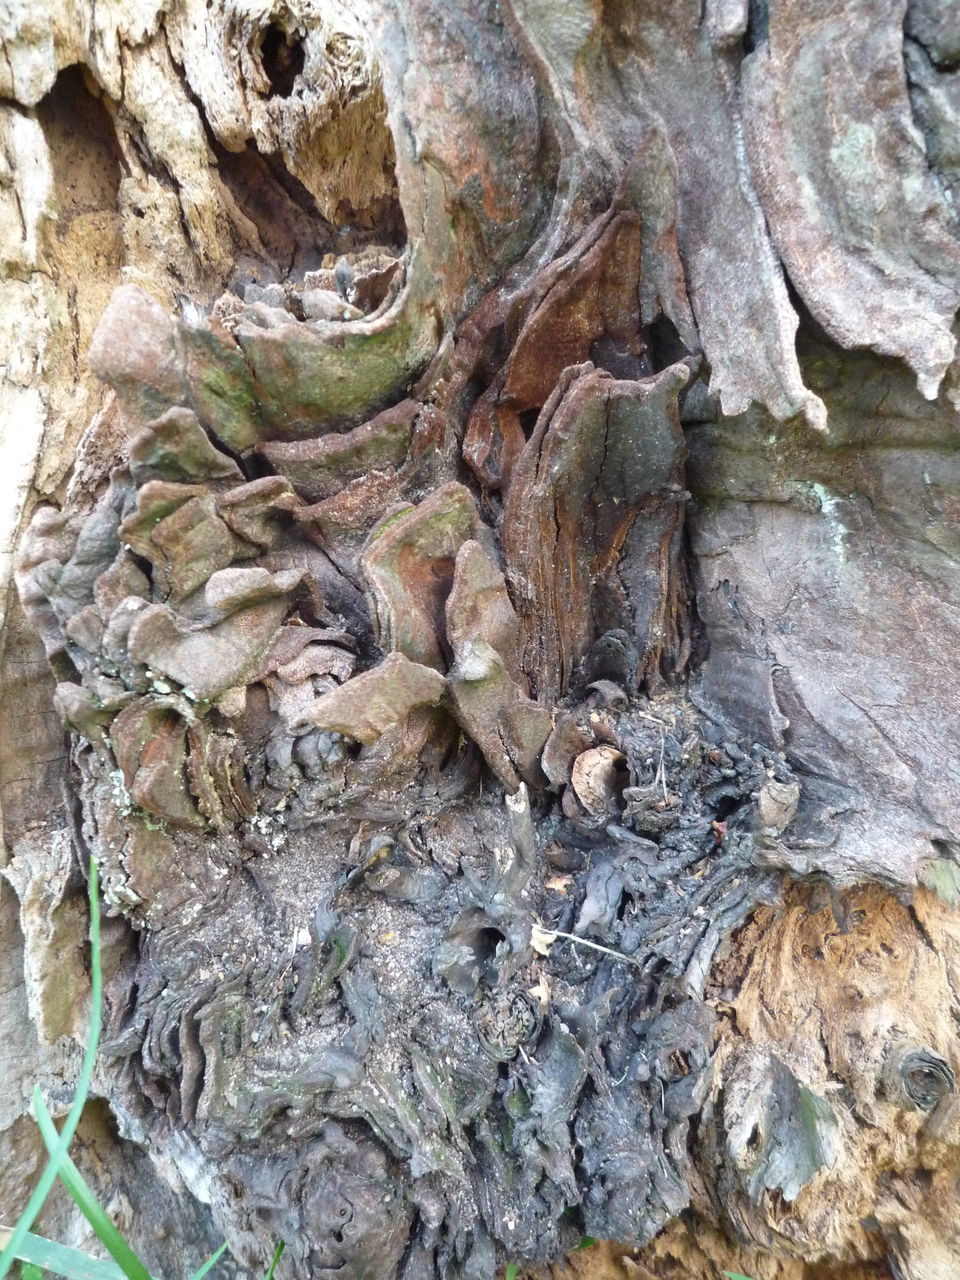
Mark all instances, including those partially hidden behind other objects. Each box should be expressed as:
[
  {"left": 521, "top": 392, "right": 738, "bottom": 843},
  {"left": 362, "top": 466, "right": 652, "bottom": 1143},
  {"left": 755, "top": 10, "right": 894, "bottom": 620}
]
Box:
[{"left": 2, "top": 2, "right": 960, "bottom": 1278}]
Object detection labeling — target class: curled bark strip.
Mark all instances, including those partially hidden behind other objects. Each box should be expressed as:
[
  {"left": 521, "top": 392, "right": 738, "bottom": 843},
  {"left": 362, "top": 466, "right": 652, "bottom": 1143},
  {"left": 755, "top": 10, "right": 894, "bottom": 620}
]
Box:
[{"left": 742, "top": 0, "right": 960, "bottom": 400}]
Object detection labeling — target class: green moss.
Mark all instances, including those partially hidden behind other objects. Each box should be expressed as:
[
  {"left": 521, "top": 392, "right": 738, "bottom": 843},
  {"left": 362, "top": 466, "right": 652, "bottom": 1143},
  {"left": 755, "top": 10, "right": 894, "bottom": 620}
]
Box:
[
  {"left": 922, "top": 856, "right": 960, "bottom": 908},
  {"left": 236, "top": 308, "right": 438, "bottom": 439}
]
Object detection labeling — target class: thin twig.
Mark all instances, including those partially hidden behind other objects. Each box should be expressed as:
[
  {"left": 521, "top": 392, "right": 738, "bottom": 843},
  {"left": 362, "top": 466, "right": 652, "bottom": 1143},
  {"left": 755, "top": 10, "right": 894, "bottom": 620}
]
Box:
[
  {"left": 633, "top": 710, "right": 671, "bottom": 727},
  {"left": 546, "top": 928, "right": 643, "bottom": 969}
]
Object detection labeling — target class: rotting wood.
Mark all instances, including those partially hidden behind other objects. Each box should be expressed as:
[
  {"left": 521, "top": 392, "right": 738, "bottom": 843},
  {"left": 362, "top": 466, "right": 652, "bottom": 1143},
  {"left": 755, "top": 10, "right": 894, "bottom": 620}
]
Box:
[{"left": 2, "top": 3, "right": 960, "bottom": 1279}]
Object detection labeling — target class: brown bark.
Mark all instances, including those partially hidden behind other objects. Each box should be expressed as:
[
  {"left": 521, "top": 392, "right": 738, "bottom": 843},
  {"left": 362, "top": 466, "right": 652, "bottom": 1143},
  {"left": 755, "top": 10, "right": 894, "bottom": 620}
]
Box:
[{"left": 2, "top": 2, "right": 960, "bottom": 1279}]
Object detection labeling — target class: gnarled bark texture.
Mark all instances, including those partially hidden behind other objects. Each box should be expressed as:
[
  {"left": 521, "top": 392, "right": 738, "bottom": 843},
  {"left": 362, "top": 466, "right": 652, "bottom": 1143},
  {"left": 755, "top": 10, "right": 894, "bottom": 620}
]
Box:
[{"left": 2, "top": 2, "right": 960, "bottom": 1278}]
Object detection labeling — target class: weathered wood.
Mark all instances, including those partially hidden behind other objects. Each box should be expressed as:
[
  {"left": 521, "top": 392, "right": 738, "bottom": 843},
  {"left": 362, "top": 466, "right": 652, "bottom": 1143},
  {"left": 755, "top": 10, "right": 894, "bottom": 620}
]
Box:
[{"left": 2, "top": 2, "right": 960, "bottom": 1279}]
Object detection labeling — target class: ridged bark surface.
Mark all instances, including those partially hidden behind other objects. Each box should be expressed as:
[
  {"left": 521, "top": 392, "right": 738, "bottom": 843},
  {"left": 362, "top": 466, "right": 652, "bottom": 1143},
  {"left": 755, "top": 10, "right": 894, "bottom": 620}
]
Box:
[{"left": 2, "top": 3, "right": 960, "bottom": 1278}]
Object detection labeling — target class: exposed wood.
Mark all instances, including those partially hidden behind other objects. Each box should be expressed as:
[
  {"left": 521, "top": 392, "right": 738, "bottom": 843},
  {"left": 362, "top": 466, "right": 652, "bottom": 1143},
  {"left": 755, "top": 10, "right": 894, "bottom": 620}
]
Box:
[{"left": 2, "top": 2, "right": 960, "bottom": 1279}]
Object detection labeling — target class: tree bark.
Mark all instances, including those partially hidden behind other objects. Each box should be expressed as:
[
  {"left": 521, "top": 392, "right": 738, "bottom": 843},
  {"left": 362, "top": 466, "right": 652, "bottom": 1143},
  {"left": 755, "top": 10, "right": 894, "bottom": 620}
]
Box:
[{"left": 2, "top": 2, "right": 960, "bottom": 1279}]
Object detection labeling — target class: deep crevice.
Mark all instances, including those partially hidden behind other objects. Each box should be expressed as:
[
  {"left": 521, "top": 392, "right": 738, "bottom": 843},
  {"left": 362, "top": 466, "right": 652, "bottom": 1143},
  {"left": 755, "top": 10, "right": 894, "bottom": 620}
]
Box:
[
  {"left": 517, "top": 408, "right": 540, "bottom": 440},
  {"left": 214, "top": 137, "right": 334, "bottom": 280},
  {"left": 259, "top": 23, "right": 305, "bottom": 99},
  {"left": 163, "top": 26, "right": 406, "bottom": 284},
  {"left": 644, "top": 314, "right": 690, "bottom": 374},
  {"left": 743, "top": 0, "right": 769, "bottom": 55},
  {"left": 213, "top": 134, "right": 406, "bottom": 286},
  {"left": 35, "top": 64, "right": 125, "bottom": 230}
]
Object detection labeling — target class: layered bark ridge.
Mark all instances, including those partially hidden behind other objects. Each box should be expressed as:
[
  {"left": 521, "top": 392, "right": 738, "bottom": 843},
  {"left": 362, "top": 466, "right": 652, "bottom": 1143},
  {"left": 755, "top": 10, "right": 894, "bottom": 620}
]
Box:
[{"left": 2, "top": 2, "right": 960, "bottom": 1280}]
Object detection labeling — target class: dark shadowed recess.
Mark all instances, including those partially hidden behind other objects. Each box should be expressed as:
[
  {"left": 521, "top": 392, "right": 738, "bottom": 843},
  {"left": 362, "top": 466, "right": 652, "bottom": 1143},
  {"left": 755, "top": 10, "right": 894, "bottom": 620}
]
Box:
[
  {"left": 259, "top": 23, "right": 306, "bottom": 99},
  {"left": 214, "top": 136, "right": 406, "bottom": 287},
  {"left": 34, "top": 64, "right": 125, "bottom": 227}
]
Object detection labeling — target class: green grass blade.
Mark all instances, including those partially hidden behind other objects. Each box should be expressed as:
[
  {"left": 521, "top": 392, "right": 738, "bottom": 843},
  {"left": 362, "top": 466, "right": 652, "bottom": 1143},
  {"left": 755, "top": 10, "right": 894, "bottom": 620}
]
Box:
[
  {"left": 19, "top": 1264, "right": 44, "bottom": 1280},
  {"left": 505, "top": 1267, "right": 519, "bottom": 1280},
  {"left": 0, "top": 1229, "right": 129, "bottom": 1280},
  {"left": 263, "top": 1241, "right": 284, "bottom": 1280},
  {"left": 32, "top": 1097, "right": 154, "bottom": 1280},
  {"left": 0, "top": 861, "right": 103, "bottom": 1280},
  {"left": 723, "top": 1273, "right": 755, "bottom": 1279},
  {"left": 186, "top": 1243, "right": 228, "bottom": 1280}
]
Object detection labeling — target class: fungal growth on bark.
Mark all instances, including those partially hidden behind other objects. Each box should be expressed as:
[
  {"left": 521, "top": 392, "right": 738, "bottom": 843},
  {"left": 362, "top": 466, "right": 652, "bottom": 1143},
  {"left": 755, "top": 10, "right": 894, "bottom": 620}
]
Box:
[
  {"left": 4, "top": 1, "right": 960, "bottom": 1279},
  {"left": 18, "top": 254, "right": 784, "bottom": 1273}
]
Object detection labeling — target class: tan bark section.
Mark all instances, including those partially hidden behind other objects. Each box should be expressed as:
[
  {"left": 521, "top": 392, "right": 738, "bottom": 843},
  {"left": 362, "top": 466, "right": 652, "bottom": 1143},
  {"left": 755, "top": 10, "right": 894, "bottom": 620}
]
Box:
[
  {"left": 521, "top": 1231, "right": 893, "bottom": 1280},
  {"left": 524, "top": 883, "right": 959, "bottom": 1279},
  {"left": 707, "top": 885, "right": 960, "bottom": 1277}
]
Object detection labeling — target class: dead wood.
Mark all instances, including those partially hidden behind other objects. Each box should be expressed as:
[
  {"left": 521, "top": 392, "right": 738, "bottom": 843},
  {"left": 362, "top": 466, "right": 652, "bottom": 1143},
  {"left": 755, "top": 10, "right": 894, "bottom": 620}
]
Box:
[{"left": 2, "top": 3, "right": 960, "bottom": 1279}]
